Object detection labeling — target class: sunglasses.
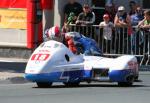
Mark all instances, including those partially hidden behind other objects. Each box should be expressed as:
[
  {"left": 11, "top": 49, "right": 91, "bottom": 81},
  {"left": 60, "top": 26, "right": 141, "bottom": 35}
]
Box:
[
  {"left": 84, "top": 7, "right": 89, "bottom": 9},
  {"left": 136, "top": 10, "right": 142, "bottom": 12}
]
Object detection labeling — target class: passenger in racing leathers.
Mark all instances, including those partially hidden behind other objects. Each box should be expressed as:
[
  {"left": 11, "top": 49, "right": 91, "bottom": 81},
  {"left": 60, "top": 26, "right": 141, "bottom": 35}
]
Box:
[
  {"left": 75, "top": 37, "right": 102, "bottom": 55},
  {"left": 65, "top": 32, "right": 102, "bottom": 55}
]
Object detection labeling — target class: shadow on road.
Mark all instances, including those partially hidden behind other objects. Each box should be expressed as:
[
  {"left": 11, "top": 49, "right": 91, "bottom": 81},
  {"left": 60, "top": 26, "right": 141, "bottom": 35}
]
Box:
[
  {"left": 0, "top": 62, "right": 26, "bottom": 73},
  {"left": 33, "top": 83, "right": 147, "bottom": 89}
]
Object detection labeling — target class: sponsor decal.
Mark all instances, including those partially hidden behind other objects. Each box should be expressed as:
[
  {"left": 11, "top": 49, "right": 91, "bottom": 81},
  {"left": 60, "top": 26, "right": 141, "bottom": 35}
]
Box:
[
  {"left": 41, "top": 43, "right": 60, "bottom": 48},
  {"left": 60, "top": 71, "right": 70, "bottom": 82},
  {"left": 128, "top": 61, "right": 138, "bottom": 69},
  {"left": 31, "top": 54, "right": 50, "bottom": 61},
  {"left": 54, "top": 43, "right": 59, "bottom": 48},
  {"left": 39, "top": 50, "right": 50, "bottom": 53}
]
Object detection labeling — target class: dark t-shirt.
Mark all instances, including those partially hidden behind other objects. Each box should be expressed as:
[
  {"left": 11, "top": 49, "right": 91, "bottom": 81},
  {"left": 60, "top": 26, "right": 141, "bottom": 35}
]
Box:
[
  {"left": 78, "top": 12, "right": 94, "bottom": 24},
  {"left": 116, "top": 12, "right": 128, "bottom": 23},
  {"left": 64, "top": 2, "right": 83, "bottom": 17}
]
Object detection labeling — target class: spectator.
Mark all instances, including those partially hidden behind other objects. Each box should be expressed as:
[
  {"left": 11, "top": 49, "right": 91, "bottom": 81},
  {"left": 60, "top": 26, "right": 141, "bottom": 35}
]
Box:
[
  {"left": 130, "top": 6, "right": 144, "bottom": 54},
  {"left": 91, "top": 0, "right": 106, "bottom": 24},
  {"left": 64, "top": 0, "right": 82, "bottom": 24},
  {"left": 76, "top": 4, "right": 95, "bottom": 25},
  {"left": 62, "top": 22, "right": 70, "bottom": 33},
  {"left": 114, "top": 6, "right": 132, "bottom": 54},
  {"left": 138, "top": 10, "right": 150, "bottom": 29},
  {"left": 99, "top": 14, "right": 114, "bottom": 53},
  {"left": 137, "top": 10, "right": 150, "bottom": 55},
  {"left": 130, "top": 6, "right": 144, "bottom": 26},
  {"left": 129, "top": 1, "right": 138, "bottom": 16},
  {"left": 105, "top": 0, "right": 117, "bottom": 22},
  {"left": 114, "top": 6, "right": 131, "bottom": 27}
]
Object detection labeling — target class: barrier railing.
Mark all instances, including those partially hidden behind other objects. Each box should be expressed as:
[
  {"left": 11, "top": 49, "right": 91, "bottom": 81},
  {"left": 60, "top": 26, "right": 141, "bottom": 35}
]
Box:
[{"left": 68, "top": 24, "right": 150, "bottom": 66}]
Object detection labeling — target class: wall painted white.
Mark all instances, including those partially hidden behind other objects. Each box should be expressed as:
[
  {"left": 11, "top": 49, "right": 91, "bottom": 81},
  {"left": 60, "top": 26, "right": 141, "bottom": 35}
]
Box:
[{"left": 0, "top": 29, "right": 26, "bottom": 47}]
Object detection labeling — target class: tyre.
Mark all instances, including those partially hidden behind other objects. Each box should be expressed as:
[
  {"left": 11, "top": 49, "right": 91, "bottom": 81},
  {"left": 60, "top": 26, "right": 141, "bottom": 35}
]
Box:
[
  {"left": 63, "top": 82, "right": 80, "bottom": 87},
  {"left": 118, "top": 82, "right": 133, "bottom": 87},
  {"left": 36, "top": 82, "right": 52, "bottom": 88},
  {"left": 134, "top": 75, "right": 139, "bottom": 81},
  {"left": 118, "top": 76, "right": 134, "bottom": 87}
]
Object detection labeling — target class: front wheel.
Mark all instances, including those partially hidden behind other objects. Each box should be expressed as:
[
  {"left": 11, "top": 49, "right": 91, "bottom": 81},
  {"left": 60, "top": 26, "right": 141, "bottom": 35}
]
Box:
[{"left": 36, "top": 82, "right": 52, "bottom": 88}]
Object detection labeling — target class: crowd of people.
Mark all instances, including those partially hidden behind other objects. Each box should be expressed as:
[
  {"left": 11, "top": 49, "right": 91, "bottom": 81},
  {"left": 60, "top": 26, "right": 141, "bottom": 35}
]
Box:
[
  {"left": 63, "top": 0, "right": 149, "bottom": 27},
  {"left": 63, "top": 0, "right": 150, "bottom": 31},
  {"left": 44, "top": 0, "right": 150, "bottom": 55}
]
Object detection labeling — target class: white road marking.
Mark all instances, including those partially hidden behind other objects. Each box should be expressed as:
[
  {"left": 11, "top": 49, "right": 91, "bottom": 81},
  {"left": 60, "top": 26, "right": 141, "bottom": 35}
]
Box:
[{"left": 0, "top": 59, "right": 27, "bottom": 63}]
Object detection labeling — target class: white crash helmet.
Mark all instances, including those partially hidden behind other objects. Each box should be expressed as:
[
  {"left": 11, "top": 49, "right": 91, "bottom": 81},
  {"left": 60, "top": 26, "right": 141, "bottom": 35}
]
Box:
[{"left": 45, "top": 26, "right": 61, "bottom": 40}]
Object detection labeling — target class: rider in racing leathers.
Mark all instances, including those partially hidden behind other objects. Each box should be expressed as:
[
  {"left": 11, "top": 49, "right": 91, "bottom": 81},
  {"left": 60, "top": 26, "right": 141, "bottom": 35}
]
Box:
[{"left": 44, "top": 26, "right": 78, "bottom": 54}]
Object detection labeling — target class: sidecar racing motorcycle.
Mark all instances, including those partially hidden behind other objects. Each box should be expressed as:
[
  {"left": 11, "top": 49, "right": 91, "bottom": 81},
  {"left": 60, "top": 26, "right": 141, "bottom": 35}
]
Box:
[{"left": 25, "top": 40, "right": 139, "bottom": 87}]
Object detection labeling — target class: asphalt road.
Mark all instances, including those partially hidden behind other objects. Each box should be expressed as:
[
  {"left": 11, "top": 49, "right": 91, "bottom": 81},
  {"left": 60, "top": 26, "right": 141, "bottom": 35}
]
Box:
[
  {"left": 0, "top": 72, "right": 150, "bottom": 103},
  {"left": 0, "top": 61, "right": 150, "bottom": 103}
]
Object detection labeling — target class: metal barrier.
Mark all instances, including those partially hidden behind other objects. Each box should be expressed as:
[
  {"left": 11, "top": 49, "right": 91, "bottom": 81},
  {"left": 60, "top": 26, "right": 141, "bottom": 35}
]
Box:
[{"left": 68, "top": 24, "right": 150, "bottom": 66}]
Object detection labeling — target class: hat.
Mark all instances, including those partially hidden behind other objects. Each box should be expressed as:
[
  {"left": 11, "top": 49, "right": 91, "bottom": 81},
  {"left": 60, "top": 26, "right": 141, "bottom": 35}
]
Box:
[
  {"left": 118, "top": 6, "right": 125, "bottom": 11},
  {"left": 103, "top": 14, "right": 109, "bottom": 19}
]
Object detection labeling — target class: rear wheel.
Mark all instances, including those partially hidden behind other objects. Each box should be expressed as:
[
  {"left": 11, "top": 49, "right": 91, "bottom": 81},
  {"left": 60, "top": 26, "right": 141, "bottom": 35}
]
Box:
[
  {"left": 118, "top": 75, "right": 134, "bottom": 87},
  {"left": 118, "top": 82, "right": 133, "bottom": 87},
  {"left": 134, "top": 75, "right": 139, "bottom": 81},
  {"left": 36, "top": 82, "right": 52, "bottom": 88}
]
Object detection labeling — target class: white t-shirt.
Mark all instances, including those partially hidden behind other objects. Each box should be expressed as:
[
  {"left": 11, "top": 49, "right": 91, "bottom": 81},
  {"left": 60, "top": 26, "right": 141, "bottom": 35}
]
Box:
[{"left": 99, "top": 21, "right": 114, "bottom": 40}]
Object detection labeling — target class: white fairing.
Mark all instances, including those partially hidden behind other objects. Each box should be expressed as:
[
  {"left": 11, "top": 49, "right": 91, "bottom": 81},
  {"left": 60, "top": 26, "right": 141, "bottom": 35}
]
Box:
[
  {"left": 25, "top": 40, "right": 84, "bottom": 74},
  {"left": 25, "top": 40, "right": 138, "bottom": 76},
  {"left": 84, "top": 55, "right": 138, "bottom": 71}
]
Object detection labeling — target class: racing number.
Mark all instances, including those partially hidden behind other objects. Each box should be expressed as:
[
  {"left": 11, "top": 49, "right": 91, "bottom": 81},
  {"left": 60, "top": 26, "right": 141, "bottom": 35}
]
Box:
[{"left": 31, "top": 54, "right": 50, "bottom": 61}]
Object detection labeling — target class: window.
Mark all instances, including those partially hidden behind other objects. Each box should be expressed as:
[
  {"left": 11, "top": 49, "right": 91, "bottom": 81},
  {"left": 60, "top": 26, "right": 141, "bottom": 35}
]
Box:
[
  {"left": 92, "top": 0, "right": 106, "bottom": 7},
  {"left": 143, "top": 0, "right": 150, "bottom": 9}
]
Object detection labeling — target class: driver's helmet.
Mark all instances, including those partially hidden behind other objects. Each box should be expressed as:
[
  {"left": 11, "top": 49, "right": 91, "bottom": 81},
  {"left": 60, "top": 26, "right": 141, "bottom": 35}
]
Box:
[{"left": 44, "top": 26, "right": 61, "bottom": 41}]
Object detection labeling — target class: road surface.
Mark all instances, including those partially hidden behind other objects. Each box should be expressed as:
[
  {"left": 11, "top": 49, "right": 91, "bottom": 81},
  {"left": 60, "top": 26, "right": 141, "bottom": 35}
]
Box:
[
  {"left": 0, "top": 72, "right": 149, "bottom": 103},
  {"left": 0, "top": 60, "right": 149, "bottom": 103}
]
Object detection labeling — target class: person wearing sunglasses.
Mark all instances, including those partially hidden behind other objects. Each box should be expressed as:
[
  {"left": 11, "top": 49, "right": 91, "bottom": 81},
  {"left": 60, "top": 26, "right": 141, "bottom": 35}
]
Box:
[
  {"left": 76, "top": 4, "right": 95, "bottom": 25},
  {"left": 114, "top": 6, "right": 131, "bottom": 27},
  {"left": 131, "top": 6, "right": 144, "bottom": 26},
  {"left": 138, "top": 10, "right": 150, "bottom": 29},
  {"left": 114, "top": 6, "right": 131, "bottom": 54}
]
